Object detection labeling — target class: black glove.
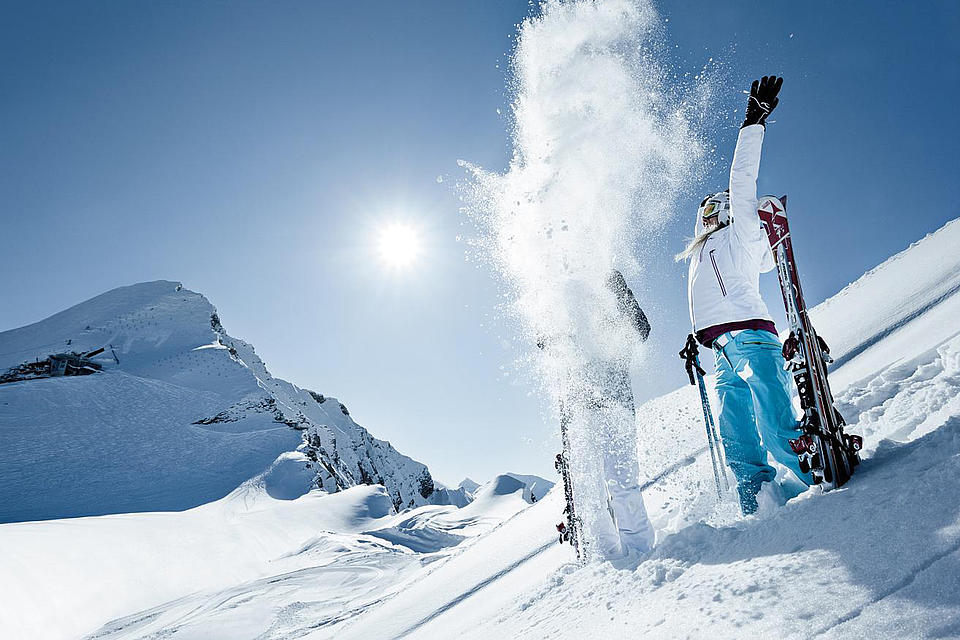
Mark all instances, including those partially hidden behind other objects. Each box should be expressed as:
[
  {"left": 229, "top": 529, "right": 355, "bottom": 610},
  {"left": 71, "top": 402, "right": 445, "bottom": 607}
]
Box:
[{"left": 742, "top": 75, "right": 783, "bottom": 128}]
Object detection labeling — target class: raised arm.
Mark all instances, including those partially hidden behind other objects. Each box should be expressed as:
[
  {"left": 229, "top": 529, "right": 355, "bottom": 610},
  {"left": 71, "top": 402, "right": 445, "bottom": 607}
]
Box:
[
  {"left": 730, "top": 76, "right": 782, "bottom": 263},
  {"left": 729, "top": 123, "right": 765, "bottom": 241}
]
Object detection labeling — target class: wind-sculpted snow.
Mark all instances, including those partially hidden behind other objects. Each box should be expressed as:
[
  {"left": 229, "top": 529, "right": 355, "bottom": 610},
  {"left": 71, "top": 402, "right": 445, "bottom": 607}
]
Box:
[
  {"left": 428, "top": 484, "right": 473, "bottom": 507},
  {"left": 0, "top": 484, "right": 410, "bottom": 639},
  {"left": 258, "top": 451, "right": 317, "bottom": 500},
  {"left": 463, "top": 0, "right": 710, "bottom": 559},
  {"left": 369, "top": 473, "right": 554, "bottom": 553},
  {"left": 0, "top": 280, "right": 435, "bottom": 521},
  {"left": 0, "top": 472, "right": 549, "bottom": 639},
  {"left": 499, "top": 472, "right": 554, "bottom": 502}
]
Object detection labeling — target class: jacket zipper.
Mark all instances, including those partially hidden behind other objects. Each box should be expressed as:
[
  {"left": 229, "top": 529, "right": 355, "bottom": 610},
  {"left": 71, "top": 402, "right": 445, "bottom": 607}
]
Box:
[{"left": 709, "top": 249, "right": 727, "bottom": 297}]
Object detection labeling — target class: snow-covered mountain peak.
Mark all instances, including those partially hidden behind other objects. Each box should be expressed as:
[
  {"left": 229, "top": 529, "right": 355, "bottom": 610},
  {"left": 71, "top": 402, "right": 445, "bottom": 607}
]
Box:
[
  {"left": 1, "top": 280, "right": 200, "bottom": 369},
  {"left": 482, "top": 474, "right": 526, "bottom": 496},
  {"left": 0, "top": 280, "right": 437, "bottom": 521}
]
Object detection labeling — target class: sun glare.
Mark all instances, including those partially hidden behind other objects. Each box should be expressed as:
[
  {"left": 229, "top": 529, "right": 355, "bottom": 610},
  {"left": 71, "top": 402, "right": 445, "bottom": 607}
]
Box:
[{"left": 377, "top": 222, "right": 421, "bottom": 269}]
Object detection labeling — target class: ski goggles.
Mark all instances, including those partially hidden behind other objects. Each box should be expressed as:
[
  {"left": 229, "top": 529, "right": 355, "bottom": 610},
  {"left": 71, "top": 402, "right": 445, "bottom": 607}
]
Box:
[{"left": 699, "top": 200, "right": 723, "bottom": 220}]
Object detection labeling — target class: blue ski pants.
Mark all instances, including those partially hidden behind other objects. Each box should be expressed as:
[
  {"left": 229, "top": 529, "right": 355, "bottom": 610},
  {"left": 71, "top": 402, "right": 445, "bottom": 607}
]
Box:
[{"left": 713, "top": 329, "right": 811, "bottom": 514}]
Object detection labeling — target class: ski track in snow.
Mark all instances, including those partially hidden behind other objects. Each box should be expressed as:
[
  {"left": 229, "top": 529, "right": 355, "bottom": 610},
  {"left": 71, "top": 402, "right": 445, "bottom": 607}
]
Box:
[
  {"left": 391, "top": 539, "right": 557, "bottom": 640},
  {"left": 87, "top": 542, "right": 420, "bottom": 639}
]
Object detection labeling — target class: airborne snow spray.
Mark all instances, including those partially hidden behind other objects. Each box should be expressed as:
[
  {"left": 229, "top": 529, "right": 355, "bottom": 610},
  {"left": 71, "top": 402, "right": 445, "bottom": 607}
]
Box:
[{"left": 464, "top": 0, "right": 709, "bottom": 560}]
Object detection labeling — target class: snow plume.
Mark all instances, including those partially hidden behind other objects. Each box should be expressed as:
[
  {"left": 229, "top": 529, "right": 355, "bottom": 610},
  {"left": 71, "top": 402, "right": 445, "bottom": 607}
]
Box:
[{"left": 464, "top": 0, "right": 707, "bottom": 558}]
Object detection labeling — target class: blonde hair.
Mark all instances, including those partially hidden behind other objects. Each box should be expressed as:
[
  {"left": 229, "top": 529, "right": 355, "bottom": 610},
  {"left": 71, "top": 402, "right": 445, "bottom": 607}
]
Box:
[{"left": 675, "top": 226, "right": 722, "bottom": 262}]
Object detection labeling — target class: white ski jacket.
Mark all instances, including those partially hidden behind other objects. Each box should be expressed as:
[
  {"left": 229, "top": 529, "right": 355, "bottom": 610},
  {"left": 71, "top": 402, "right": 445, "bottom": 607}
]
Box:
[{"left": 687, "top": 124, "right": 777, "bottom": 346}]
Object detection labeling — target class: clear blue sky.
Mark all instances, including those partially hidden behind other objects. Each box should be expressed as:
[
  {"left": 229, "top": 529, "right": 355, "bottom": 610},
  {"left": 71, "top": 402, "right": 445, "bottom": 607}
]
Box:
[{"left": 2, "top": 1, "right": 958, "bottom": 484}]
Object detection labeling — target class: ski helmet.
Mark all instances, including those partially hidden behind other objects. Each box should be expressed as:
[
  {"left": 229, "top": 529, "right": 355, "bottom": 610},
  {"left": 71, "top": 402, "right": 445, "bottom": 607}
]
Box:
[{"left": 699, "top": 190, "right": 730, "bottom": 226}]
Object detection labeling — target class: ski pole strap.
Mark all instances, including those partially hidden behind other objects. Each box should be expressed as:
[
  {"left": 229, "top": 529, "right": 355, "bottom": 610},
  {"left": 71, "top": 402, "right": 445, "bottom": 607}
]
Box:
[{"left": 679, "top": 334, "right": 706, "bottom": 386}]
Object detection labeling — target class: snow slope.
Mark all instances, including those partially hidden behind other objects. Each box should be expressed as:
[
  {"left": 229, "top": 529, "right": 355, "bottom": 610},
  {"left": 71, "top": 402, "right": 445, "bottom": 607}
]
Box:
[
  {"left": 4, "top": 215, "right": 960, "bottom": 640},
  {"left": 0, "top": 471, "right": 550, "bottom": 639},
  {"left": 0, "top": 281, "right": 435, "bottom": 522},
  {"left": 0, "top": 482, "right": 407, "bottom": 639},
  {"left": 813, "top": 218, "right": 960, "bottom": 375}
]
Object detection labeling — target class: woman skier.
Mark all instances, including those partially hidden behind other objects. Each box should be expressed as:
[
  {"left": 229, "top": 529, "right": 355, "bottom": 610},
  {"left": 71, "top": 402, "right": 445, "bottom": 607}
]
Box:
[{"left": 678, "top": 76, "right": 810, "bottom": 515}]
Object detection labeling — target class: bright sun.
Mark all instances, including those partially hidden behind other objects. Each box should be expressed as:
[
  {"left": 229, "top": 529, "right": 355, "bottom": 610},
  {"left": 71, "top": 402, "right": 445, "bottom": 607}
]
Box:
[{"left": 377, "top": 222, "right": 421, "bottom": 269}]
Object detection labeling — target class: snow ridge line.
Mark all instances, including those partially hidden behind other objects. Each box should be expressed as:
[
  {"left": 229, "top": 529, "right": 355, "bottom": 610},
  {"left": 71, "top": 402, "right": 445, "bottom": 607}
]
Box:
[
  {"left": 390, "top": 539, "right": 556, "bottom": 640},
  {"left": 808, "top": 535, "right": 960, "bottom": 639},
  {"left": 829, "top": 277, "right": 960, "bottom": 371}
]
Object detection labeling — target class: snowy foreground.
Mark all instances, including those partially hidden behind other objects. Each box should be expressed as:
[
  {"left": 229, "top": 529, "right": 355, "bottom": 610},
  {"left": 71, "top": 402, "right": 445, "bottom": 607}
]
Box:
[{"left": 3, "top": 218, "right": 960, "bottom": 639}]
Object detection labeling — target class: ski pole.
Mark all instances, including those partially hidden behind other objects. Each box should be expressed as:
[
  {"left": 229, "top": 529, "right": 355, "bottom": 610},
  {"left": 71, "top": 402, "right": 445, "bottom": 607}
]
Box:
[
  {"left": 679, "top": 334, "right": 729, "bottom": 499},
  {"left": 699, "top": 368, "right": 730, "bottom": 494}
]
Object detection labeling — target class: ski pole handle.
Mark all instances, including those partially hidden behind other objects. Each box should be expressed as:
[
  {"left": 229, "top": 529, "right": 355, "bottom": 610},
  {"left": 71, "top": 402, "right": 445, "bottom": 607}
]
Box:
[{"left": 679, "top": 334, "right": 706, "bottom": 385}]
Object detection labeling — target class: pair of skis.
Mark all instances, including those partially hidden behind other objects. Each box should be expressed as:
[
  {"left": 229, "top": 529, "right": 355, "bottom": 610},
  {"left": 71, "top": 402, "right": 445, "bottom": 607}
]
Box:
[{"left": 757, "top": 196, "right": 862, "bottom": 488}]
